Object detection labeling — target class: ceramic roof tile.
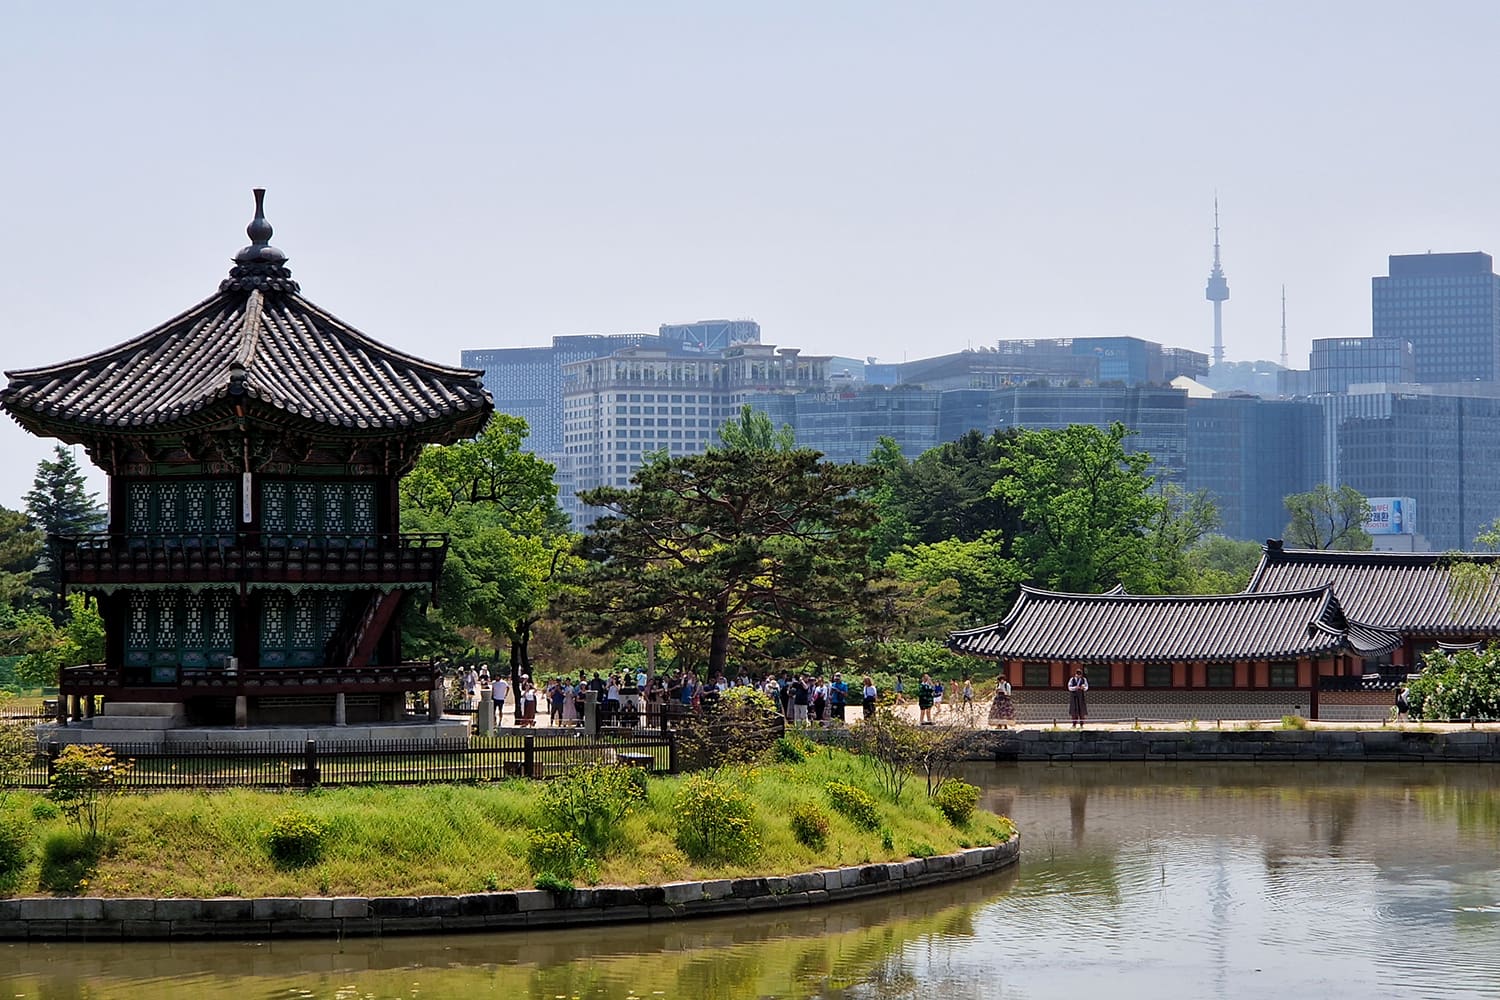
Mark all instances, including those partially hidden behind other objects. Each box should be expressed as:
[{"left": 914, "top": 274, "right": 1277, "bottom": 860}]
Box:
[
  {"left": 947, "top": 585, "right": 1399, "bottom": 663},
  {"left": 0, "top": 191, "right": 491, "bottom": 443},
  {"left": 1245, "top": 543, "right": 1500, "bottom": 635}
]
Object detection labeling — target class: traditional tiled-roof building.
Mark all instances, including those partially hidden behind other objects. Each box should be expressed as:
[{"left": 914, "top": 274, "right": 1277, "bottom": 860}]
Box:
[
  {"left": 947, "top": 583, "right": 1401, "bottom": 722},
  {"left": 1, "top": 191, "right": 492, "bottom": 733},
  {"left": 1245, "top": 539, "right": 1500, "bottom": 667},
  {"left": 947, "top": 539, "right": 1500, "bottom": 722}
]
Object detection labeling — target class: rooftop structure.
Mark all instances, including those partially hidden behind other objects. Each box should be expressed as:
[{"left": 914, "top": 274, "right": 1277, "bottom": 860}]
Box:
[
  {"left": 1306, "top": 337, "right": 1415, "bottom": 395},
  {"left": 559, "top": 342, "right": 829, "bottom": 523},
  {"left": 658, "top": 319, "right": 761, "bottom": 353},
  {"left": 1372, "top": 251, "right": 1500, "bottom": 384},
  {"left": 461, "top": 333, "right": 656, "bottom": 462}
]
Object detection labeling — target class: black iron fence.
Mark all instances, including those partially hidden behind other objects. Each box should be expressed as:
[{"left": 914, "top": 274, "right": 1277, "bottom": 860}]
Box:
[{"left": 8, "top": 732, "right": 676, "bottom": 791}]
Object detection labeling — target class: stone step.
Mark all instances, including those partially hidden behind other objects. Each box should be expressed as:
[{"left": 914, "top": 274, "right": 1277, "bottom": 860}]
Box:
[
  {"left": 91, "top": 715, "right": 180, "bottom": 731},
  {"left": 101, "top": 702, "right": 184, "bottom": 719}
]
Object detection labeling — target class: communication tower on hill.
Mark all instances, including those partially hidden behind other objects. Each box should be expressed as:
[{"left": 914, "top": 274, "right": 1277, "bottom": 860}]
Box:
[{"left": 1204, "top": 197, "right": 1230, "bottom": 366}]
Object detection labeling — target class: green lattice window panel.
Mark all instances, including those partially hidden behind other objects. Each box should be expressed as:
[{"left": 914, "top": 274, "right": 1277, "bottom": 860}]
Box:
[
  {"left": 259, "top": 590, "right": 348, "bottom": 667},
  {"left": 126, "top": 480, "right": 236, "bottom": 538},
  {"left": 123, "top": 590, "right": 237, "bottom": 676},
  {"left": 260, "top": 480, "right": 377, "bottom": 546}
]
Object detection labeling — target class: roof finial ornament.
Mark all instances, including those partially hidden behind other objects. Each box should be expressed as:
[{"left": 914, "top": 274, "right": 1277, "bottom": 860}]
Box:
[
  {"left": 246, "top": 188, "right": 273, "bottom": 246},
  {"left": 223, "top": 188, "right": 299, "bottom": 294}
]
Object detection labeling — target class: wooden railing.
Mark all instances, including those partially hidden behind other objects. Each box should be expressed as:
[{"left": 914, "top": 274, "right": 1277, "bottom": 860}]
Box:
[
  {"left": 54, "top": 532, "right": 448, "bottom": 590},
  {"left": 59, "top": 661, "right": 442, "bottom": 697}
]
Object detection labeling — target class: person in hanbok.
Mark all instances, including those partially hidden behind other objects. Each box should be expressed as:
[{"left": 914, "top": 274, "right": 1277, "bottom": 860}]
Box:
[
  {"left": 988, "top": 673, "right": 1015, "bottom": 729},
  {"left": 1067, "top": 668, "right": 1089, "bottom": 728}
]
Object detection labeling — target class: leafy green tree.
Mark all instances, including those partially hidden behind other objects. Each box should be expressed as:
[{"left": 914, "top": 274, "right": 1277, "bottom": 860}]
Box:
[
  {"left": 716, "top": 404, "right": 795, "bottom": 452},
  {"left": 0, "top": 506, "right": 42, "bottom": 605},
  {"left": 0, "top": 594, "right": 104, "bottom": 687},
  {"left": 400, "top": 414, "right": 576, "bottom": 678},
  {"left": 861, "top": 574, "right": 962, "bottom": 645},
  {"left": 865, "top": 437, "right": 914, "bottom": 563},
  {"left": 1143, "top": 485, "right": 1222, "bottom": 593},
  {"left": 1179, "top": 536, "right": 1265, "bottom": 594},
  {"left": 882, "top": 638, "right": 974, "bottom": 683},
  {"left": 1282, "top": 484, "right": 1372, "bottom": 550},
  {"left": 993, "top": 422, "right": 1166, "bottom": 593},
  {"left": 557, "top": 448, "right": 881, "bottom": 677},
  {"left": 884, "top": 532, "right": 1022, "bottom": 626},
  {"left": 24, "top": 447, "right": 105, "bottom": 615},
  {"left": 885, "top": 429, "right": 1024, "bottom": 548}
]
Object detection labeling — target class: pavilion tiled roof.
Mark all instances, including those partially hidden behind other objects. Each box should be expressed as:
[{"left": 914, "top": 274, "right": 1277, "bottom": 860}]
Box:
[
  {"left": 1, "top": 190, "right": 491, "bottom": 443},
  {"left": 1245, "top": 540, "right": 1500, "bottom": 636},
  {"left": 946, "top": 585, "right": 1400, "bottom": 663}
]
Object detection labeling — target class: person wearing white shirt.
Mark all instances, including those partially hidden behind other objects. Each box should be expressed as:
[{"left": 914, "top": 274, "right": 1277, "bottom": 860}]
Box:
[{"left": 491, "top": 676, "right": 510, "bottom": 727}]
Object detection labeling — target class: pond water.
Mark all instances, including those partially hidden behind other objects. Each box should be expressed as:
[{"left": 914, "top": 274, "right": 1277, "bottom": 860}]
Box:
[{"left": 3, "top": 762, "right": 1498, "bottom": 999}]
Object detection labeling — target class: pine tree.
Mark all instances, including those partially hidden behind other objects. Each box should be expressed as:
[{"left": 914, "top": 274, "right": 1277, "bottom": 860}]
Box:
[{"left": 24, "top": 446, "right": 105, "bottom": 616}]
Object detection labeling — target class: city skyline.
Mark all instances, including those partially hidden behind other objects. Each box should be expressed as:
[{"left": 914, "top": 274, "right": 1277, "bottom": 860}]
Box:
[{"left": 6, "top": 2, "right": 1500, "bottom": 503}]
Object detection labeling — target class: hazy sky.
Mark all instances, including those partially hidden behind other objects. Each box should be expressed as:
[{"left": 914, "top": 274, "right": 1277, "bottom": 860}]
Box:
[{"left": 2, "top": 1, "right": 1497, "bottom": 506}]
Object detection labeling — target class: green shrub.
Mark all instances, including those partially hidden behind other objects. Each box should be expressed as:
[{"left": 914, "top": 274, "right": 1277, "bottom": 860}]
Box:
[
  {"left": 30, "top": 800, "right": 59, "bottom": 821},
  {"left": 677, "top": 692, "right": 783, "bottom": 770},
  {"left": 39, "top": 828, "right": 99, "bottom": 893},
  {"left": 773, "top": 736, "right": 808, "bottom": 764},
  {"left": 526, "top": 829, "right": 592, "bottom": 882},
  {"left": 673, "top": 769, "right": 760, "bottom": 864},
  {"left": 535, "top": 872, "right": 574, "bottom": 893},
  {"left": 721, "top": 685, "right": 776, "bottom": 714},
  {"left": 788, "top": 802, "right": 830, "bottom": 850},
  {"left": 1408, "top": 644, "right": 1500, "bottom": 720},
  {"left": 880, "top": 827, "right": 895, "bottom": 852},
  {"left": 931, "top": 780, "right": 980, "bottom": 826},
  {"left": 537, "top": 762, "right": 637, "bottom": 857},
  {"left": 0, "top": 813, "right": 31, "bottom": 887},
  {"left": 1280, "top": 714, "right": 1309, "bottom": 730},
  {"left": 908, "top": 841, "right": 937, "bottom": 859},
  {"left": 824, "top": 781, "right": 880, "bottom": 831},
  {"left": 47, "top": 744, "right": 132, "bottom": 840},
  {"left": 266, "top": 811, "right": 329, "bottom": 869},
  {"left": 623, "top": 764, "right": 651, "bottom": 799}
]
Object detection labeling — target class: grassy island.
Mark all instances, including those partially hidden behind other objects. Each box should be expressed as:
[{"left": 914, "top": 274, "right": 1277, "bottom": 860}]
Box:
[{"left": 0, "top": 740, "right": 1014, "bottom": 899}]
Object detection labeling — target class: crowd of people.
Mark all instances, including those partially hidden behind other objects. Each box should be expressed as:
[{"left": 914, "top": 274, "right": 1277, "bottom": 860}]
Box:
[
  {"left": 446, "top": 665, "right": 891, "bottom": 729},
  {"left": 445, "top": 664, "right": 1052, "bottom": 730}
]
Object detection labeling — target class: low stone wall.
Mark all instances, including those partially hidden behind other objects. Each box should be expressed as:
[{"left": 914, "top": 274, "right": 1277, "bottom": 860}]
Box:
[
  {"left": 1317, "top": 690, "right": 1396, "bottom": 723},
  {"left": 968, "top": 729, "right": 1500, "bottom": 762},
  {"left": 0, "top": 839, "right": 1018, "bottom": 941},
  {"left": 1009, "top": 689, "right": 1308, "bottom": 724}
]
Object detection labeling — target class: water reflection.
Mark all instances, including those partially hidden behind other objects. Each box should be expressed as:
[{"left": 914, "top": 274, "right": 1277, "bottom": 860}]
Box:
[{"left": 2, "top": 762, "right": 1497, "bottom": 999}]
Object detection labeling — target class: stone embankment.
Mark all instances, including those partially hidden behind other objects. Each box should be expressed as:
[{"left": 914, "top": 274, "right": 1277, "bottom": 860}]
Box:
[
  {"left": 970, "top": 728, "right": 1500, "bottom": 762},
  {"left": 0, "top": 838, "right": 1018, "bottom": 941}
]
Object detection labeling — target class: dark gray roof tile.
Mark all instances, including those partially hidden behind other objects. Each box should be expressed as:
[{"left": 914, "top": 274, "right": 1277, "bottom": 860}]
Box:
[
  {"left": 1246, "top": 544, "right": 1500, "bottom": 636},
  {"left": 1, "top": 193, "right": 492, "bottom": 444},
  {"left": 947, "top": 585, "right": 1399, "bottom": 663}
]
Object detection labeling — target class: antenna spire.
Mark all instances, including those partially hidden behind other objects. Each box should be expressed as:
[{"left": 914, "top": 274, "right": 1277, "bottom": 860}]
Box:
[{"left": 1280, "top": 285, "right": 1289, "bottom": 369}]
